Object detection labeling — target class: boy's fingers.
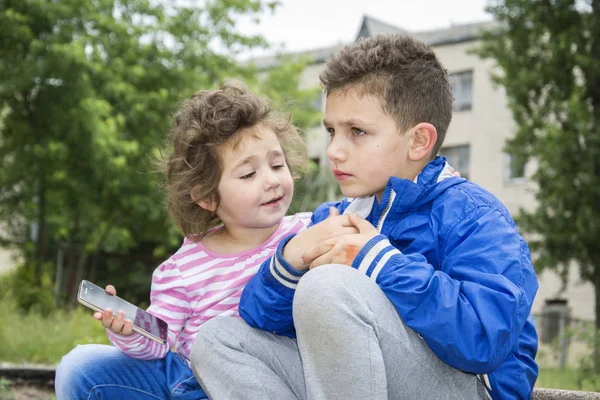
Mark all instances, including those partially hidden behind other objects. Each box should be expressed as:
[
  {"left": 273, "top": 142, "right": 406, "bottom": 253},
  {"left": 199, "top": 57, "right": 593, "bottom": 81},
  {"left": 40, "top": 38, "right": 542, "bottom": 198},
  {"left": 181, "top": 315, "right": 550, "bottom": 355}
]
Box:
[
  {"left": 328, "top": 206, "right": 340, "bottom": 217},
  {"left": 309, "top": 250, "right": 336, "bottom": 269},
  {"left": 349, "top": 214, "right": 376, "bottom": 233},
  {"left": 93, "top": 312, "right": 103, "bottom": 320},
  {"left": 325, "top": 215, "right": 354, "bottom": 227},
  {"left": 105, "top": 285, "right": 116, "bottom": 296},
  {"left": 301, "top": 241, "right": 335, "bottom": 266}
]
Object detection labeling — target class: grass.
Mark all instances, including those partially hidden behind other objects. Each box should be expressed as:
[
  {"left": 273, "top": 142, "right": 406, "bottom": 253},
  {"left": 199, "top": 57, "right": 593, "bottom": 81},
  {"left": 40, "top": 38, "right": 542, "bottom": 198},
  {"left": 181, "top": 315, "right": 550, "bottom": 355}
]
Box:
[
  {"left": 0, "top": 294, "right": 109, "bottom": 365},
  {"left": 537, "top": 367, "right": 600, "bottom": 391},
  {"left": 537, "top": 368, "right": 583, "bottom": 390}
]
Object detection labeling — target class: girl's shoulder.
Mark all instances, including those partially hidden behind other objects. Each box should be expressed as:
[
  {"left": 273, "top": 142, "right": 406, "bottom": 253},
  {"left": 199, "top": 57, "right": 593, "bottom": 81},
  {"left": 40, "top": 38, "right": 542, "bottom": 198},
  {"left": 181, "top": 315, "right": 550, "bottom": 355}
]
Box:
[{"left": 279, "top": 212, "right": 312, "bottom": 232}]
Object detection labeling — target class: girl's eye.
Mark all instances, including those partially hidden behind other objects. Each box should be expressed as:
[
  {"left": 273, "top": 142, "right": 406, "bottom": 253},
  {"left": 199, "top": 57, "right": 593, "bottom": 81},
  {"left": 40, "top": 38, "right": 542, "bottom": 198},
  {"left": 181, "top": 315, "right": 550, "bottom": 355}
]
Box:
[
  {"left": 352, "top": 127, "right": 366, "bottom": 136},
  {"left": 326, "top": 127, "right": 334, "bottom": 137},
  {"left": 240, "top": 172, "right": 255, "bottom": 180}
]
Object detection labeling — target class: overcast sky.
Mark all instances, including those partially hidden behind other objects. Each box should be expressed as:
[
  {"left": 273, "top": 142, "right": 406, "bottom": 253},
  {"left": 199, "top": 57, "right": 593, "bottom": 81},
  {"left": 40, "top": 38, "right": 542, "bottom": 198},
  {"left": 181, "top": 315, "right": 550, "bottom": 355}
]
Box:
[{"left": 236, "top": 0, "right": 492, "bottom": 57}]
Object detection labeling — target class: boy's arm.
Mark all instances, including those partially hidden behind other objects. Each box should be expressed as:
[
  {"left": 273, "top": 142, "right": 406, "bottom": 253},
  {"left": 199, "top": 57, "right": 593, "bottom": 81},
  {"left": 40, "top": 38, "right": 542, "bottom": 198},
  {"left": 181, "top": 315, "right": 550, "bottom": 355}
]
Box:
[
  {"left": 351, "top": 206, "right": 538, "bottom": 374},
  {"left": 108, "top": 259, "right": 190, "bottom": 359},
  {"left": 239, "top": 234, "right": 304, "bottom": 337},
  {"left": 239, "top": 202, "right": 351, "bottom": 336}
]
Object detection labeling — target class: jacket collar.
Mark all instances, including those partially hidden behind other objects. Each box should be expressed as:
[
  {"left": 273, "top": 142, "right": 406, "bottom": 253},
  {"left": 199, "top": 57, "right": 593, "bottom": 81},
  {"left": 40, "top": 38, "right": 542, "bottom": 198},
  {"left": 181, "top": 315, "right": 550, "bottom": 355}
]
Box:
[{"left": 343, "top": 157, "right": 465, "bottom": 221}]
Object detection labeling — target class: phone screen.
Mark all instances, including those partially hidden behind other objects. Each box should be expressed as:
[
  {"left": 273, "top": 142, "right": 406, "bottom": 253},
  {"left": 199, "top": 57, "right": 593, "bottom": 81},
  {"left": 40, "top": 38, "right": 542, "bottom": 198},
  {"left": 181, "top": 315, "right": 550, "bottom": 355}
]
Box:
[{"left": 78, "top": 280, "right": 169, "bottom": 343}]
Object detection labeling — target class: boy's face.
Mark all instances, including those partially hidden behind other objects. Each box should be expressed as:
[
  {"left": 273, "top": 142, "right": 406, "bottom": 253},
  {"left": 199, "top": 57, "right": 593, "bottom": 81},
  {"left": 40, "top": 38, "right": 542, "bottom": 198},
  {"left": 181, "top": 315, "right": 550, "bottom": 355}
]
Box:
[{"left": 324, "top": 90, "right": 415, "bottom": 202}]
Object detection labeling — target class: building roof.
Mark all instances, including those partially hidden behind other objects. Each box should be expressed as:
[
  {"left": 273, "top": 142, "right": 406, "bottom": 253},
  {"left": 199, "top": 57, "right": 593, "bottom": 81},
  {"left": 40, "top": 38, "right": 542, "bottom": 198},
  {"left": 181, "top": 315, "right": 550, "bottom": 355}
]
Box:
[
  {"left": 355, "top": 15, "right": 408, "bottom": 40},
  {"left": 412, "top": 20, "right": 501, "bottom": 47},
  {"left": 247, "top": 15, "right": 500, "bottom": 70},
  {"left": 247, "top": 43, "right": 346, "bottom": 70}
]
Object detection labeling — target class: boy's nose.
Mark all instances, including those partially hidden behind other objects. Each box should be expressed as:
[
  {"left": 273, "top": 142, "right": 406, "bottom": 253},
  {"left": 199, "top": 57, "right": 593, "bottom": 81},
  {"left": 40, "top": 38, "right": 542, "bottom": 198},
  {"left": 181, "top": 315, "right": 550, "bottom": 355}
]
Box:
[{"left": 326, "top": 137, "right": 346, "bottom": 163}]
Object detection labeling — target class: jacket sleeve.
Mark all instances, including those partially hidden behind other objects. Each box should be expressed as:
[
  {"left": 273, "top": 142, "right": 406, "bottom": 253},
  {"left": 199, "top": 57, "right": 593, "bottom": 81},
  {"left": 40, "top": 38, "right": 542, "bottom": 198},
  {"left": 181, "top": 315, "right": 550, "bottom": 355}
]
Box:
[
  {"left": 239, "top": 202, "right": 343, "bottom": 337},
  {"left": 352, "top": 206, "right": 538, "bottom": 374}
]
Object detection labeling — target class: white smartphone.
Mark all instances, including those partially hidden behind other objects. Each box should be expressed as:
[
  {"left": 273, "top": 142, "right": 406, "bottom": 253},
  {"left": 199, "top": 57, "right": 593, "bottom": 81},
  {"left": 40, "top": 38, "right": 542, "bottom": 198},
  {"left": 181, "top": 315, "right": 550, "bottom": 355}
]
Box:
[{"left": 77, "top": 280, "right": 169, "bottom": 345}]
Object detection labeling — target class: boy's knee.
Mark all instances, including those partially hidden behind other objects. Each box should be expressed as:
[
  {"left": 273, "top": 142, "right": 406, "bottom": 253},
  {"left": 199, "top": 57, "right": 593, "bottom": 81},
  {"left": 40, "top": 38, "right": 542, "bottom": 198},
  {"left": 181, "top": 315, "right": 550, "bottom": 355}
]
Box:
[
  {"left": 191, "top": 317, "right": 243, "bottom": 364},
  {"left": 296, "top": 264, "right": 356, "bottom": 298},
  {"left": 293, "top": 264, "right": 357, "bottom": 321}
]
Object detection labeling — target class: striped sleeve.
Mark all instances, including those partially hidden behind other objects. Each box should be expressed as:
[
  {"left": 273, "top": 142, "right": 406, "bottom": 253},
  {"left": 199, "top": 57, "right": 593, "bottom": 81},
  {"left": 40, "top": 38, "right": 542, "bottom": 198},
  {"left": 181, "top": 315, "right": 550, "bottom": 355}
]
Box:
[
  {"left": 265, "top": 234, "right": 307, "bottom": 291},
  {"left": 352, "top": 235, "right": 402, "bottom": 282},
  {"left": 262, "top": 213, "right": 313, "bottom": 293},
  {"left": 108, "top": 257, "right": 190, "bottom": 360}
]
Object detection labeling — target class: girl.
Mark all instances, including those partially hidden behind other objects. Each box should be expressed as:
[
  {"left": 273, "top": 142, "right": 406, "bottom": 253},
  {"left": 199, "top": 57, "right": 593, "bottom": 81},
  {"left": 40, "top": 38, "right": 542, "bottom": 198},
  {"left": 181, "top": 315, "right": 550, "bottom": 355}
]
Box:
[{"left": 54, "top": 82, "right": 355, "bottom": 399}]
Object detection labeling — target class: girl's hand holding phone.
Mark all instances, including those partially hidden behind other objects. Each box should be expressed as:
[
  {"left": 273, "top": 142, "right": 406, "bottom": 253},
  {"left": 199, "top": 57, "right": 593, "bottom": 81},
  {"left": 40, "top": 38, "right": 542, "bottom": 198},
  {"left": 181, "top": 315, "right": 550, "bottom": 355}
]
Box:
[{"left": 92, "top": 284, "right": 134, "bottom": 337}]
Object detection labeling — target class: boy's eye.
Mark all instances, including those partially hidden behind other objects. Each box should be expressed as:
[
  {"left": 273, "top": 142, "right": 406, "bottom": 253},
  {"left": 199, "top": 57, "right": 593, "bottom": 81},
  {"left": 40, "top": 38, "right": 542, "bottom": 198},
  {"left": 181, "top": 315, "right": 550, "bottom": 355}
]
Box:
[
  {"left": 351, "top": 127, "right": 366, "bottom": 136},
  {"left": 240, "top": 172, "right": 255, "bottom": 180},
  {"left": 325, "top": 127, "right": 334, "bottom": 137},
  {"left": 272, "top": 164, "right": 285, "bottom": 170}
]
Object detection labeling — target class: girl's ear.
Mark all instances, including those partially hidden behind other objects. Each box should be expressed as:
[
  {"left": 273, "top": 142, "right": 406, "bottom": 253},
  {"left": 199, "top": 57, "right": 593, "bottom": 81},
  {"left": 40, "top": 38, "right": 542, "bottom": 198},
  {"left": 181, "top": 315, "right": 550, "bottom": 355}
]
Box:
[{"left": 191, "top": 185, "right": 217, "bottom": 212}]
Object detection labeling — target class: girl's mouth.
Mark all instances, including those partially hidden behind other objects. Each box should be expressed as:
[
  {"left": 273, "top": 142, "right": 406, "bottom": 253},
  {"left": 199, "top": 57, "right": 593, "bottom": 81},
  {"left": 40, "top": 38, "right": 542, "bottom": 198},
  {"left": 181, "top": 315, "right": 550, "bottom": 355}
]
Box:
[{"left": 262, "top": 196, "right": 283, "bottom": 206}]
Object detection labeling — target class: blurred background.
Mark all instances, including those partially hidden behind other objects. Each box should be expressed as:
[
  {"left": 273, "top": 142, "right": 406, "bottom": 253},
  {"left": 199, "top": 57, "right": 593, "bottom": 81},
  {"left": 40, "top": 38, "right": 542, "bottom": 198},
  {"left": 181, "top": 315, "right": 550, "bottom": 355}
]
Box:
[{"left": 1, "top": 0, "right": 600, "bottom": 396}]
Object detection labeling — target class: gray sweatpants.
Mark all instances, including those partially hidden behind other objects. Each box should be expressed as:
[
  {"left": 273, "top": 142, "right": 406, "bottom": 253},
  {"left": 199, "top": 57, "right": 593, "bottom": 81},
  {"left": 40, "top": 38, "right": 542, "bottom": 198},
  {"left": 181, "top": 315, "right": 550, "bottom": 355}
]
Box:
[{"left": 190, "top": 264, "right": 490, "bottom": 400}]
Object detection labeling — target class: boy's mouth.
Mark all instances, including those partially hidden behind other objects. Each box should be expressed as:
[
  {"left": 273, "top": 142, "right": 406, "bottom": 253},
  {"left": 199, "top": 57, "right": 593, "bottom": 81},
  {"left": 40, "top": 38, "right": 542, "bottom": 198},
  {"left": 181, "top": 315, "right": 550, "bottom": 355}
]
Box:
[{"left": 333, "top": 169, "right": 352, "bottom": 181}]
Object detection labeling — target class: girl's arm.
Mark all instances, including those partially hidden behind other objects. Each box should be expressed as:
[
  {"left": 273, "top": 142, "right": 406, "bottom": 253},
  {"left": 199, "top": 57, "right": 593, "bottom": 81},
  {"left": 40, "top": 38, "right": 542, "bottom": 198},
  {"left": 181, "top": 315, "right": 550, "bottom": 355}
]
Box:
[{"left": 107, "top": 258, "right": 190, "bottom": 360}]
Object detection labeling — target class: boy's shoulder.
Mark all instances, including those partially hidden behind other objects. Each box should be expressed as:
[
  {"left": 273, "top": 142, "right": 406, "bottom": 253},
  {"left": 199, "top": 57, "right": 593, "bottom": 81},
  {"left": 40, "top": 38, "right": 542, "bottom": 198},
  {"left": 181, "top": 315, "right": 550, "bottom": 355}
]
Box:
[{"left": 431, "top": 180, "right": 515, "bottom": 226}]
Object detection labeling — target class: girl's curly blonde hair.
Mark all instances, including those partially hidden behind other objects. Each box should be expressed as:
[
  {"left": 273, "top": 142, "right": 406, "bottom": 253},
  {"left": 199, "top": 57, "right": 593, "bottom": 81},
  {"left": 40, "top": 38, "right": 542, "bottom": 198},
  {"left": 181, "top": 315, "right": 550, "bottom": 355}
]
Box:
[{"left": 162, "top": 81, "right": 306, "bottom": 240}]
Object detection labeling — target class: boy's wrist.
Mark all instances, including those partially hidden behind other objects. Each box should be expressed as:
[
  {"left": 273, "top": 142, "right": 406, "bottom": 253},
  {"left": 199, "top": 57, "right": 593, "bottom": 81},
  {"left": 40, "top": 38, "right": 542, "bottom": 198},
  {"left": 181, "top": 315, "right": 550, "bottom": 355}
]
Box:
[
  {"left": 264, "top": 234, "right": 307, "bottom": 294},
  {"left": 352, "top": 235, "right": 400, "bottom": 281},
  {"left": 282, "top": 233, "right": 309, "bottom": 270}
]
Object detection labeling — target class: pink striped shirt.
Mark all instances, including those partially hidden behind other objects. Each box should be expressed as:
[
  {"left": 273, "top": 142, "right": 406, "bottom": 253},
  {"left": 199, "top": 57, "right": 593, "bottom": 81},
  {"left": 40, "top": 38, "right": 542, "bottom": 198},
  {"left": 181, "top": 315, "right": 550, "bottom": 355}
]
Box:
[{"left": 107, "top": 213, "right": 311, "bottom": 360}]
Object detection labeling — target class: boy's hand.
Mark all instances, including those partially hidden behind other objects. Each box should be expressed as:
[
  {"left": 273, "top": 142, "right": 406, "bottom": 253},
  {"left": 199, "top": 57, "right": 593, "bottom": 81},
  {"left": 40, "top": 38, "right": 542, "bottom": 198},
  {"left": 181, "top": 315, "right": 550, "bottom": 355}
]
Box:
[
  {"left": 283, "top": 207, "right": 359, "bottom": 270},
  {"left": 301, "top": 214, "right": 378, "bottom": 269},
  {"left": 93, "top": 285, "right": 134, "bottom": 337}
]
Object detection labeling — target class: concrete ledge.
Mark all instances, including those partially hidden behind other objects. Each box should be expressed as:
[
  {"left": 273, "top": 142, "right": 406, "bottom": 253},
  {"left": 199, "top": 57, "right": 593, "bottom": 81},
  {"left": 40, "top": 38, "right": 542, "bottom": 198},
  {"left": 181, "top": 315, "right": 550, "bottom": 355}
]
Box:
[
  {"left": 2, "top": 364, "right": 600, "bottom": 398},
  {"left": 534, "top": 388, "right": 600, "bottom": 399}
]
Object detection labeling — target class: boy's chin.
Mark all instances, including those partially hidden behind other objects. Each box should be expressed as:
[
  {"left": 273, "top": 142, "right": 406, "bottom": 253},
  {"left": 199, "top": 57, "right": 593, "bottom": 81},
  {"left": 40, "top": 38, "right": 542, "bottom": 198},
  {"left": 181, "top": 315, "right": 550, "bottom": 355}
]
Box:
[{"left": 340, "top": 187, "right": 371, "bottom": 199}]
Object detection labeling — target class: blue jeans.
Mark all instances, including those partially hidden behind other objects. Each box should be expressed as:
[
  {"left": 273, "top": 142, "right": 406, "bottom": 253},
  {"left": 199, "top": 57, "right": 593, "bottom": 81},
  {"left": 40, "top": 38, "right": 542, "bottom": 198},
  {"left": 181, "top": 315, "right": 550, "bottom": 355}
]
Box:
[{"left": 55, "top": 344, "right": 207, "bottom": 399}]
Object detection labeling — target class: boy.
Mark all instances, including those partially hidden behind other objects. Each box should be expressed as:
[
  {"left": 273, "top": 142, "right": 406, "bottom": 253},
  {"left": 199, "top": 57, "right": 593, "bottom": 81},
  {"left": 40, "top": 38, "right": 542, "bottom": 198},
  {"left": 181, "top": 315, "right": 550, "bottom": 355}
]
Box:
[{"left": 191, "top": 35, "right": 538, "bottom": 400}]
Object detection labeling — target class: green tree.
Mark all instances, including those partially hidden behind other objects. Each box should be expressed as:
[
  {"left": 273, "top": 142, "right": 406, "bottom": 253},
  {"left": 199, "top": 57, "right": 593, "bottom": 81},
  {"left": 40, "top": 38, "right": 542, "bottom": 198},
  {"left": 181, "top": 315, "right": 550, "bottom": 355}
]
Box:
[
  {"left": 0, "top": 0, "right": 276, "bottom": 309},
  {"left": 477, "top": 0, "right": 600, "bottom": 327}
]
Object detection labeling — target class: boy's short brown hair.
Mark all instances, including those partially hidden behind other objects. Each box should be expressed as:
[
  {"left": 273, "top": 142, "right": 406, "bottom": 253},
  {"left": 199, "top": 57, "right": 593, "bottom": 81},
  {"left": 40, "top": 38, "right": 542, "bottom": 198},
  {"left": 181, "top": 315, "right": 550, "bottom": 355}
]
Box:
[
  {"left": 320, "top": 34, "right": 453, "bottom": 155},
  {"left": 163, "top": 81, "right": 306, "bottom": 239}
]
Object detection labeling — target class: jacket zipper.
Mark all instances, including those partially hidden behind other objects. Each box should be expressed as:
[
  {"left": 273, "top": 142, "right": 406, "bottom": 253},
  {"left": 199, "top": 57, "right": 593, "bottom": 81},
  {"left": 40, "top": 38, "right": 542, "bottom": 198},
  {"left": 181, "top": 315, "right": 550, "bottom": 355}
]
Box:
[{"left": 376, "top": 190, "right": 395, "bottom": 232}]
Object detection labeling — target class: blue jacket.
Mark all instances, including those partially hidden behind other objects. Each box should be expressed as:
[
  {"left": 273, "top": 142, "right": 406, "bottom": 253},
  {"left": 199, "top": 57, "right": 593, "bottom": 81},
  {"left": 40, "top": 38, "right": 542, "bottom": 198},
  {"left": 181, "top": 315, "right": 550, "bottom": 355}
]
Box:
[{"left": 239, "top": 157, "right": 539, "bottom": 400}]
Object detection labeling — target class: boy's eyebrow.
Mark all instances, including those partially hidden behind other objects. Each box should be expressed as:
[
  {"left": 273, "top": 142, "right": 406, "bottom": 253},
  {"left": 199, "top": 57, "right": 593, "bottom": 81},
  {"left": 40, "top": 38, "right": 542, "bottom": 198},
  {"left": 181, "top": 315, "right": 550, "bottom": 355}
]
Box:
[{"left": 322, "top": 117, "right": 375, "bottom": 127}]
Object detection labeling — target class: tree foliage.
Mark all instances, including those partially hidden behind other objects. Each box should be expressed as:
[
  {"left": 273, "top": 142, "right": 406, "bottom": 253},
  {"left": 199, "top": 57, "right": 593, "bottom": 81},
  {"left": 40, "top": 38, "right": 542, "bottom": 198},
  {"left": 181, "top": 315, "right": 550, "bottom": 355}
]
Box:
[
  {"left": 478, "top": 0, "right": 600, "bottom": 326},
  {"left": 0, "top": 0, "right": 323, "bottom": 310}
]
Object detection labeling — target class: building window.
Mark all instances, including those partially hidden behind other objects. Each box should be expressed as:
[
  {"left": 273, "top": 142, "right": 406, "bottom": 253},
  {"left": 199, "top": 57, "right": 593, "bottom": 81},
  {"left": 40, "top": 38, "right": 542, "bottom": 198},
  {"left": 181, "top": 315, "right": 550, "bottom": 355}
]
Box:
[
  {"left": 439, "top": 145, "right": 470, "bottom": 180},
  {"left": 505, "top": 153, "right": 526, "bottom": 181},
  {"left": 449, "top": 70, "right": 473, "bottom": 111}
]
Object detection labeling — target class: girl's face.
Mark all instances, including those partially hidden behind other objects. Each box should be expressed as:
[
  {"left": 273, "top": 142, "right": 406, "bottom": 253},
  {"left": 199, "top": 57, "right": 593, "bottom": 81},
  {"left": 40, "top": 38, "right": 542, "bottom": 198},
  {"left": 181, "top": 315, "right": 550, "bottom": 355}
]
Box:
[{"left": 213, "top": 124, "right": 294, "bottom": 232}]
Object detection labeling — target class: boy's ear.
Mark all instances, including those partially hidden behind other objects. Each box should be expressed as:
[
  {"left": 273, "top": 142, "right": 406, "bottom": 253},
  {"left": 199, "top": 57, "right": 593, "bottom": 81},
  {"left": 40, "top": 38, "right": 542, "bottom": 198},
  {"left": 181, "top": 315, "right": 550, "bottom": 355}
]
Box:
[
  {"left": 408, "top": 123, "right": 437, "bottom": 162},
  {"left": 191, "top": 185, "right": 217, "bottom": 212}
]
